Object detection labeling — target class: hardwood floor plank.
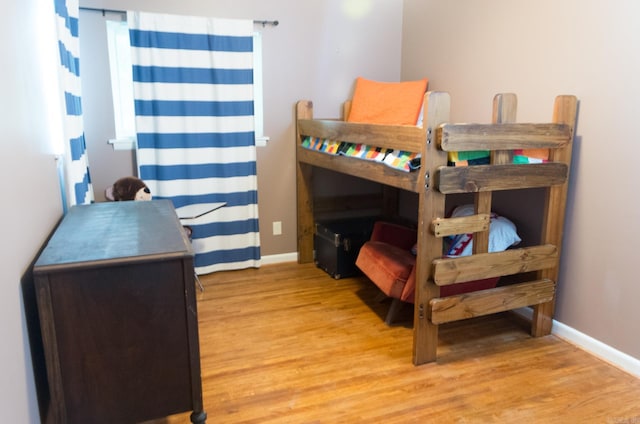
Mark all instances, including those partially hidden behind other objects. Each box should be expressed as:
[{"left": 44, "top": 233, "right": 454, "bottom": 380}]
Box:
[{"left": 143, "top": 262, "right": 640, "bottom": 424}]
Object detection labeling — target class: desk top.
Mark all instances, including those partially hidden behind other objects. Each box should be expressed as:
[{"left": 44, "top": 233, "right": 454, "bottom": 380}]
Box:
[{"left": 34, "top": 200, "right": 192, "bottom": 272}]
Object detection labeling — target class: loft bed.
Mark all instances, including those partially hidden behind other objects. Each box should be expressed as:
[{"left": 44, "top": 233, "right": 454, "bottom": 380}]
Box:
[{"left": 295, "top": 91, "right": 578, "bottom": 365}]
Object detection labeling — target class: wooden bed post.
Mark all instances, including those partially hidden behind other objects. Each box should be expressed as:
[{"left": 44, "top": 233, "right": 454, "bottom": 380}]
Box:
[
  {"left": 473, "top": 93, "right": 518, "bottom": 254},
  {"left": 532, "top": 95, "right": 578, "bottom": 336},
  {"left": 296, "top": 101, "right": 315, "bottom": 264},
  {"left": 413, "top": 92, "right": 451, "bottom": 365}
]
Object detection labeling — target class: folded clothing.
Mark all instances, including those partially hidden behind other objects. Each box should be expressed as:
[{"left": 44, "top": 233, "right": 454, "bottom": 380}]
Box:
[
  {"left": 448, "top": 150, "right": 490, "bottom": 167},
  {"left": 513, "top": 148, "right": 549, "bottom": 164},
  {"left": 450, "top": 149, "right": 549, "bottom": 166}
]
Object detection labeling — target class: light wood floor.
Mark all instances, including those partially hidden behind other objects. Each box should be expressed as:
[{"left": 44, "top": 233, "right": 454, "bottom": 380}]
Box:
[{"left": 146, "top": 262, "right": 640, "bottom": 424}]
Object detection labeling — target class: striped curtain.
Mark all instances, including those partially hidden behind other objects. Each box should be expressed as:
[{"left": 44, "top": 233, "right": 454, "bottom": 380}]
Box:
[
  {"left": 128, "top": 11, "right": 261, "bottom": 274},
  {"left": 54, "top": 0, "right": 93, "bottom": 206}
]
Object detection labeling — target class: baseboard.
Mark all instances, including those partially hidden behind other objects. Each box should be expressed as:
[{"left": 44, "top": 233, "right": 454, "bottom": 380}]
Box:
[
  {"left": 260, "top": 252, "right": 298, "bottom": 265},
  {"left": 513, "top": 308, "right": 640, "bottom": 378}
]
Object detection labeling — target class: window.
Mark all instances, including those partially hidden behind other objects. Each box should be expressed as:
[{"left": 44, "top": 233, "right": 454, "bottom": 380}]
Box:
[
  {"left": 105, "top": 21, "right": 268, "bottom": 150},
  {"left": 252, "top": 31, "right": 269, "bottom": 146},
  {"left": 106, "top": 20, "right": 136, "bottom": 150}
]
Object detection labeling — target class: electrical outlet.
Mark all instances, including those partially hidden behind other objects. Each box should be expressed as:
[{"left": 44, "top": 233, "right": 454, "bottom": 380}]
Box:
[{"left": 272, "top": 221, "right": 282, "bottom": 235}]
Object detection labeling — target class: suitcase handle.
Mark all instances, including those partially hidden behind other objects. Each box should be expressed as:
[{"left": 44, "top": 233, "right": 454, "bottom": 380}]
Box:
[{"left": 343, "top": 238, "right": 351, "bottom": 251}]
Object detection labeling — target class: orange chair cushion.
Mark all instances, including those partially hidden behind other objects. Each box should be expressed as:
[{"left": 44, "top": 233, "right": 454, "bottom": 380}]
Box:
[
  {"left": 355, "top": 241, "right": 416, "bottom": 299},
  {"left": 357, "top": 240, "right": 500, "bottom": 304}
]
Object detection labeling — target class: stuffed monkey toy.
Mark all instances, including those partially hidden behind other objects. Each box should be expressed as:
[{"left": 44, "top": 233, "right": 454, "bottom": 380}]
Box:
[{"left": 110, "top": 176, "right": 152, "bottom": 201}]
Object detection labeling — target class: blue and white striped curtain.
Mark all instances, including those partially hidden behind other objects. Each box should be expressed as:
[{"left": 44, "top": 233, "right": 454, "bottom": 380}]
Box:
[
  {"left": 128, "top": 11, "right": 261, "bottom": 274},
  {"left": 54, "top": 0, "right": 93, "bottom": 206}
]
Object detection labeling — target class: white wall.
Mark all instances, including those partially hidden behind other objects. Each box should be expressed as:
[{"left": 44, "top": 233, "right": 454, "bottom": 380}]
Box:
[
  {"left": 401, "top": 0, "right": 640, "bottom": 359},
  {"left": 0, "top": 0, "right": 66, "bottom": 422}
]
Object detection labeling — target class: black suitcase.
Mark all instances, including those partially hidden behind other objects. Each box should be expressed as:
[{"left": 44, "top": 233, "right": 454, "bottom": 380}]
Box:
[{"left": 314, "top": 217, "right": 376, "bottom": 279}]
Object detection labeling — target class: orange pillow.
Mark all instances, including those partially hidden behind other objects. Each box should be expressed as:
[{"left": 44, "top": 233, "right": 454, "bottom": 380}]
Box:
[{"left": 347, "top": 77, "right": 428, "bottom": 125}]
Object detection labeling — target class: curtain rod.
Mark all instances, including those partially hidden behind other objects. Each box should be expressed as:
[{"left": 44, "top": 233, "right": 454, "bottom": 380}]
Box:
[{"left": 79, "top": 6, "right": 279, "bottom": 26}]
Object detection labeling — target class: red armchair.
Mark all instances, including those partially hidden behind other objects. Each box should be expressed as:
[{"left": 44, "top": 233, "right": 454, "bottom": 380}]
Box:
[{"left": 355, "top": 221, "right": 499, "bottom": 325}]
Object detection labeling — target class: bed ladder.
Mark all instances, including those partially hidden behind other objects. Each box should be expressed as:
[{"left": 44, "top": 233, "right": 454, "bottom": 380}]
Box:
[{"left": 413, "top": 92, "right": 578, "bottom": 365}]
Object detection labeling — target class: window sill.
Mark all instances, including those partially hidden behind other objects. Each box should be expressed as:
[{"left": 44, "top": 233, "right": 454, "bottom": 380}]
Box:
[
  {"left": 256, "top": 136, "right": 270, "bottom": 147},
  {"left": 108, "top": 138, "right": 136, "bottom": 151}
]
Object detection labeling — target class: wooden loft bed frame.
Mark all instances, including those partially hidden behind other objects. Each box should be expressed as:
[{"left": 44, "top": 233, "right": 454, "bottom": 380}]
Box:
[{"left": 295, "top": 92, "right": 578, "bottom": 365}]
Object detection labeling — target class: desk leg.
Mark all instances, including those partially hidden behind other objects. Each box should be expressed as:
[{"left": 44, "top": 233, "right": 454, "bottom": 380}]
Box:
[
  {"left": 194, "top": 272, "right": 204, "bottom": 292},
  {"left": 190, "top": 410, "right": 207, "bottom": 423}
]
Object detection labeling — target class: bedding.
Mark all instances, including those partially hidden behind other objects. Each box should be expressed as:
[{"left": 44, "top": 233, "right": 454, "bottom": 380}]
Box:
[
  {"left": 301, "top": 136, "right": 420, "bottom": 172},
  {"left": 445, "top": 204, "right": 521, "bottom": 257},
  {"left": 301, "top": 136, "right": 545, "bottom": 171}
]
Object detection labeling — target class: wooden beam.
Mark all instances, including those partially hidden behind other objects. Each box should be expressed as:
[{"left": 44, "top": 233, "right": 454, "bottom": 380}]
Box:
[
  {"left": 438, "top": 123, "right": 572, "bottom": 151},
  {"left": 431, "top": 214, "right": 490, "bottom": 238},
  {"left": 432, "top": 244, "right": 559, "bottom": 286},
  {"left": 437, "top": 162, "right": 568, "bottom": 193},
  {"left": 413, "top": 91, "right": 451, "bottom": 365},
  {"left": 296, "top": 101, "right": 316, "bottom": 264},
  {"left": 532, "top": 94, "right": 578, "bottom": 337},
  {"left": 490, "top": 93, "right": 518, "bottom": 164},
  {"left": 298, "top": 119, "right": 425, "bottom": 153},
  {"left": 296, "top": 147, "right": 420, "bottom": 193},
  {"left": 472, "top": 93, "right": 517, "bottom": 255},
  {"left": 430, "top": 279, "right": 556, "bottom": 324}
]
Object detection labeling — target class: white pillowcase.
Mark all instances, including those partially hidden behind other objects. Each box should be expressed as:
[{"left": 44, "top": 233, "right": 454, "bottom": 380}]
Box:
[{"left": 448, "top": 204, "right": 521, "bottom": 257}]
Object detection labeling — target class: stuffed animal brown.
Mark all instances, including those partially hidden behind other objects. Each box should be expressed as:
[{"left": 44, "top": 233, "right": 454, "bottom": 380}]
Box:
[{"left": 110, "top": 176, "right": 152, "bottom": 201}]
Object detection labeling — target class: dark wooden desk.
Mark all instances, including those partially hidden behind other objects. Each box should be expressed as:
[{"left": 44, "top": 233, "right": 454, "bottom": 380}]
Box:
[{"left": 33, "top": 200, "right": 206, "bottom": 424}]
